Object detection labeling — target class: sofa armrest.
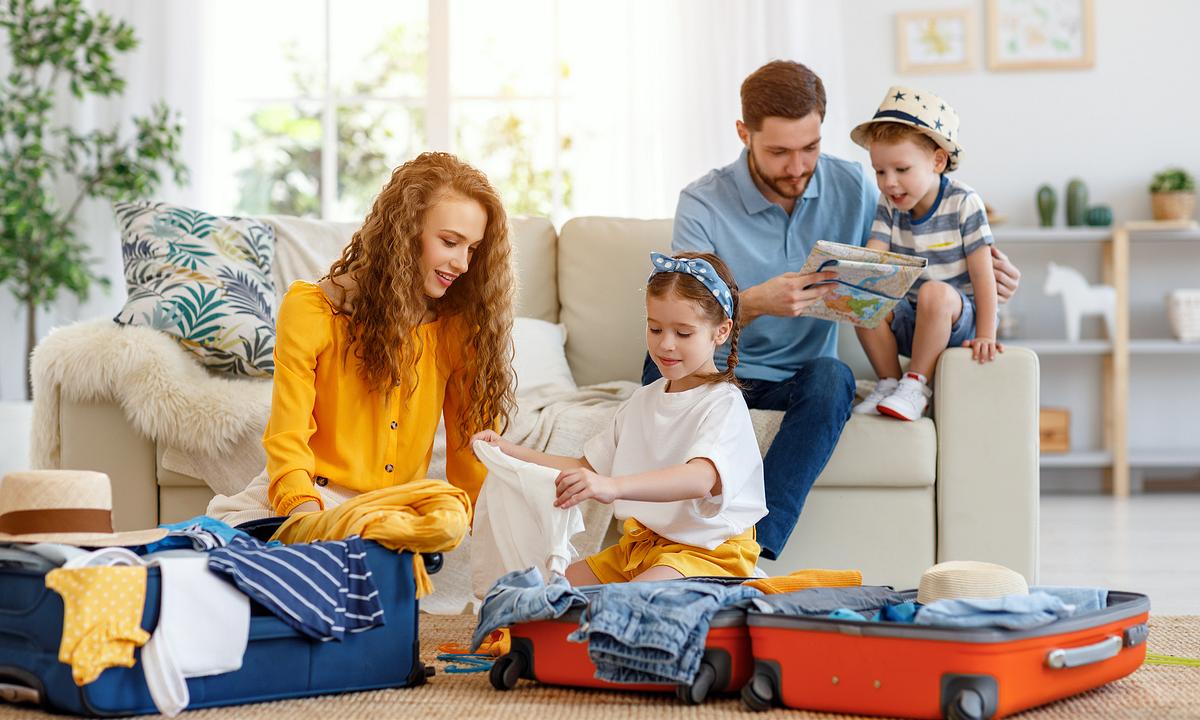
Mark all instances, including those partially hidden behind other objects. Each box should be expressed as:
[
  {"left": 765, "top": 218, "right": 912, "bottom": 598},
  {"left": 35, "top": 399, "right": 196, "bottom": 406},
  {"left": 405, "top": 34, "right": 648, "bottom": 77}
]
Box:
[
  {"left": 934, "top": 346, "right": 1040, "bottom": 583},
  {"left": 59, "top": 398, "right": 159, "bottom": 532}
]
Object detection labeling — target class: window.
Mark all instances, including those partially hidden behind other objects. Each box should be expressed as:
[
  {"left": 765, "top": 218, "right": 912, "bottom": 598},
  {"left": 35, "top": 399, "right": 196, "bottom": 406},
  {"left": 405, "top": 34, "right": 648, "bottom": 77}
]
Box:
[{"left": 207, "top": 0, "right": 571, "bottom": 223}]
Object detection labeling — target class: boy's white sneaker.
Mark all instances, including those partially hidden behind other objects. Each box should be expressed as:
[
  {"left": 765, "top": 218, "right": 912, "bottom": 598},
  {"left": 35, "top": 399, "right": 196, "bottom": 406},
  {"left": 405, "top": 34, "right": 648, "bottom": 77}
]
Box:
[
  {"left": 853, "top": 378, "right": 899, "bottom": 415},
  {"left": 877, "top": 375, "right": 932, "bottom": 421}
]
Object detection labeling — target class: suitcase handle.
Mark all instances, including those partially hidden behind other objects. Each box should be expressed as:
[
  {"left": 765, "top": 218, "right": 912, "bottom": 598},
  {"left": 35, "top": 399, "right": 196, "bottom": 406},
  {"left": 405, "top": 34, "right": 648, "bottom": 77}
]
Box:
[{"left": 1045, "top": 635, "right": 1122, "bottom": 669}]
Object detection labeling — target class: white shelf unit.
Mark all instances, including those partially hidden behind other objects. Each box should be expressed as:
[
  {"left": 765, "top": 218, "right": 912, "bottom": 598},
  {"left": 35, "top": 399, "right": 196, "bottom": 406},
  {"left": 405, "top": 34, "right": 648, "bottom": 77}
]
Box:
[
  {"left": 993, "top": 225, "right": 1126, "bottom": 492},
  {"left": 1125, "top": 224, "right": 1200, "bottom": 488}
]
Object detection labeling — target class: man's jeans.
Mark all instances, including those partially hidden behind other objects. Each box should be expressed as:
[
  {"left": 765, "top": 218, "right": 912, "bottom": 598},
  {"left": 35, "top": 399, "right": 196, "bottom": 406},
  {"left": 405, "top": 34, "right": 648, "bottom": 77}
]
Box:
[{"left": 642, "top": 354, "right": 854, "bottom": 560}]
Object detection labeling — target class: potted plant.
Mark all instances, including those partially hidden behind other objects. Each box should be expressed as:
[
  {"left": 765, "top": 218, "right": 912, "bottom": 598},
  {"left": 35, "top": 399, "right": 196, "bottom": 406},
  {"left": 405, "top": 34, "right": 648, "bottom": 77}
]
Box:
[
  {"left": 1149, "top": 167, "right": 1196, "bottom": 222},
  {"left": 0, "top": 0, "right": 187, "bottom": 398}
]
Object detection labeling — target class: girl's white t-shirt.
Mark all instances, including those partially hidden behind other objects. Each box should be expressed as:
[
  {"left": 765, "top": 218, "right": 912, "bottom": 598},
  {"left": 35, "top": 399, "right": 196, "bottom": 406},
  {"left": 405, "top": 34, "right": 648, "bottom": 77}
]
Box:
[{"left": 583, "top": 378, "right": 767, "bottom": 550}]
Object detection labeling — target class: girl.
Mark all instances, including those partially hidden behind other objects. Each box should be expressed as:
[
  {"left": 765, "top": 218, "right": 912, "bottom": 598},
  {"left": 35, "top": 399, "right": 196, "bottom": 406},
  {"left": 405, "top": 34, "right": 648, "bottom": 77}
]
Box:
[
  {"left": 474, "top": 252, "right": 766, "bottom": 584},
  {"left": 209, "top": 152, "right": 515, "bottom": 522}
]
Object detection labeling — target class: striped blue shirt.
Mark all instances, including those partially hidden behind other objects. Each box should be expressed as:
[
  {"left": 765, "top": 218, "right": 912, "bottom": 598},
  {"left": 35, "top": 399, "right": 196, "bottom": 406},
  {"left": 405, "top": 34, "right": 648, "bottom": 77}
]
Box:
[
  {"left": 869, "top": 175, "right": 994, "bottom": 302},
  {"left": 208, "top": 535, "right": 384, "bottom": 642}
]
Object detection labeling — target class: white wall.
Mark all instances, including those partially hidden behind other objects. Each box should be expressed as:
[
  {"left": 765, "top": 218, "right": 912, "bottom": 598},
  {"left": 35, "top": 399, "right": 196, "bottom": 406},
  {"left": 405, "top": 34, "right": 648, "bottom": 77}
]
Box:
[{"left": 837, "top": 0, "right": 1200, "bottom": 226}]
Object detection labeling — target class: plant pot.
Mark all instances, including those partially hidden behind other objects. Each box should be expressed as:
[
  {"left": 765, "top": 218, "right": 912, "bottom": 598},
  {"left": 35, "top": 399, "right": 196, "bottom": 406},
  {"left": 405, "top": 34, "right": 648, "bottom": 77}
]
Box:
[{"left": 1151, "top": 191, "right": 1196, "bottom": 221}]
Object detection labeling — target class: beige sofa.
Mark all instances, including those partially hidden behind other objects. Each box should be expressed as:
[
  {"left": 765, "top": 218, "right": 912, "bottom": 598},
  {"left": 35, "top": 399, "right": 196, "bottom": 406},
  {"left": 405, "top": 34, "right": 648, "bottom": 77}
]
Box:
[{"left": 54, "top": 215, "right": 1040, "bottom": 587}]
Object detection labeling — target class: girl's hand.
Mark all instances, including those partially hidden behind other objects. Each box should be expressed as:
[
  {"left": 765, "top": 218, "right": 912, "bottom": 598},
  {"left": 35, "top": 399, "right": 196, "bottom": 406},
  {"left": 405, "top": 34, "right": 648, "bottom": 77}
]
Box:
[
  {"left": 964, "top": 336, "right": 1004, "bottom": 363},
  {"left": 555, "top": 468, "right": 620, "bottom": 508},
  {"left": 472, "top": 430, "right": 503, "bottom": 446}
]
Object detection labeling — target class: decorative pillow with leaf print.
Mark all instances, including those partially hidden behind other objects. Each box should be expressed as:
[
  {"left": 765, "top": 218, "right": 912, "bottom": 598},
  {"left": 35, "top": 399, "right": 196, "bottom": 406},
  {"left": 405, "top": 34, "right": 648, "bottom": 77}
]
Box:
[{"left": 113, "top": 201, "right": 277, "bottom": 378}]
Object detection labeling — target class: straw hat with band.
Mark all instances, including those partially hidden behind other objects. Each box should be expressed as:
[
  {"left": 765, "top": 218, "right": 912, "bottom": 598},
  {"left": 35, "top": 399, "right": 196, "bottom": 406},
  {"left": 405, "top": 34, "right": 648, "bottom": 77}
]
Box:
[
  {"left": 917, "top": 560, "right": 1029, "bottom": 605},
  {"left": 850, "top": 85, "right": 964, "bottom": 171},
  {"left": 0, "top": 470, "right": 167, "bottom": 547}
]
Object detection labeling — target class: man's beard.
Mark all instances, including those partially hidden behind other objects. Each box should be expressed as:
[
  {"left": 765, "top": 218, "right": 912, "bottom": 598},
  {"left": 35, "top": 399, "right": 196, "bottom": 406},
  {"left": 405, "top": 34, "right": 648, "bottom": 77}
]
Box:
[{"left": 748, "top": 146, "right": 810, "bottom": 200}]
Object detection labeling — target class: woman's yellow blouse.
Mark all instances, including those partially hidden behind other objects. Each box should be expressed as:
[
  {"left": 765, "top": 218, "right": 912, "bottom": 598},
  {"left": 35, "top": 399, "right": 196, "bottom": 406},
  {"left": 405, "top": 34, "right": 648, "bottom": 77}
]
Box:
[{"left": 264, "top": 281, "right": 487, "bottom": 515}]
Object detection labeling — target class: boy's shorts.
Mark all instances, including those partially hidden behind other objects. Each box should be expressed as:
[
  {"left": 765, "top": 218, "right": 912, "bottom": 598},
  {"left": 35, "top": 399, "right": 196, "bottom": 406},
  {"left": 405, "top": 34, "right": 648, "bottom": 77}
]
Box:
[
  {"left": 891, "top": 288, "right": 981, "bottom": 358},
  {"left": 584, "top": 518, "right": 759, "bottom": 583}
]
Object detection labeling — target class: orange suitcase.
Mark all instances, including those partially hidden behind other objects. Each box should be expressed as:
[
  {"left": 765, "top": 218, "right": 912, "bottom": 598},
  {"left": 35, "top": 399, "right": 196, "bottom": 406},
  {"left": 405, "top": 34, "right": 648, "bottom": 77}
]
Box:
[
  {"left": 490, "top": 607, "right": 753, "bottom": 704},
  {"left": 740, "top": 589, "right": 1150, "bottom": 719}
]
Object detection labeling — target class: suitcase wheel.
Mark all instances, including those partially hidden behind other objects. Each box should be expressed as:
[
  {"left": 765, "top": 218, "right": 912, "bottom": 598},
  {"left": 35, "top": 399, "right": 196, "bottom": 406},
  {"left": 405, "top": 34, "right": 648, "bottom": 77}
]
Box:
[
  {"left": 947, "top": 688, "right": 987, "bottom": 720},
  {"left": 740, "top": 671, "right": 776, "bottom": 712},
  {"left": 489, "top": 652, "right": 525, "bottom": 691},
  {"left": 675, "top": 660, "right": 717, "bottom": 705}
]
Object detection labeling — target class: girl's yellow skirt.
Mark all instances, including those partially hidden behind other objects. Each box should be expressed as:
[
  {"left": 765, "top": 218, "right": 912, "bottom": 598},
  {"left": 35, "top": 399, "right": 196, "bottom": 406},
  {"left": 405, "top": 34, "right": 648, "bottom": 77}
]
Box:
[{"left": 584, "top": 517, "right": 759, "bottom": 583}]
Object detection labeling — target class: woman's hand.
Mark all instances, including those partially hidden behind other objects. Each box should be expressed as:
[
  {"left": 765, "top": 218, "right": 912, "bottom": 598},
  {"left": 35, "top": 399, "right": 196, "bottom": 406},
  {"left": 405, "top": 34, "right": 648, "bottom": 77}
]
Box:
[
  {"left": 554, "top": 468, "right": 620, "bottom": 508},
  {"left": 471, "top": 430, "right": 504, "bottom": 446}
]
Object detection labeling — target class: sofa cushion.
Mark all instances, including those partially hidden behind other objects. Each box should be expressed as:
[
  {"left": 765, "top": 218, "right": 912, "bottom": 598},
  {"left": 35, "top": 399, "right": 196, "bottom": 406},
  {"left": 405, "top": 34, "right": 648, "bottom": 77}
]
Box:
[
  {"left": 510, "top": 216, "right": 558, "bottom": 322},
  {"left": 558, "top": 217, "right": 672, "bottom": 386},
  {"left": 114, "top": 201, "right": 277, "bottom": 378},
  {"left": 751, "top": 412, "right": 936, "bottom": 488}
]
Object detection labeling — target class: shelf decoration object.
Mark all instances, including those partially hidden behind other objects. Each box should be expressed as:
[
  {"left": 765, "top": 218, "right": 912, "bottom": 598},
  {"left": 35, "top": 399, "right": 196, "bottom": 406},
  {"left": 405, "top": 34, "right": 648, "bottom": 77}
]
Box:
[
  {"left": 1036, "top": 184, "right": 1057, "bottom": 227},
  {"left": 1167, "top": 290, "right": 1200, "bottom": 342},
  {"left": 1044, "top": 262, "right": 1116, "bottom": 343},
  {"left": 987, "top": 0, "right": 1095, "bottom": 71},
  {"left": 1085, "top": 205, "right": 1112, "bottom": 227},
  {"left": 896, "top": 9, "right": 975, "bottom": 73},
  {"left": 1066, "top": 178, "right": 1089, "bottom": 227},
  {"left": 1149, "top": 167, "right": 1196, "bottom": 222},
  {"left": 1039, "top": 408, "right": 1070, "bottom": 453}
]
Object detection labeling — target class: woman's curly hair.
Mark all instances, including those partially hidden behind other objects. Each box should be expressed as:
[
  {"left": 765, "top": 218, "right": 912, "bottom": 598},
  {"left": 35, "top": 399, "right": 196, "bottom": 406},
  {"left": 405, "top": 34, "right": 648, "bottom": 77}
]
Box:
[{"left": 326, "top": 152, "right": 515, "bottom": 443}]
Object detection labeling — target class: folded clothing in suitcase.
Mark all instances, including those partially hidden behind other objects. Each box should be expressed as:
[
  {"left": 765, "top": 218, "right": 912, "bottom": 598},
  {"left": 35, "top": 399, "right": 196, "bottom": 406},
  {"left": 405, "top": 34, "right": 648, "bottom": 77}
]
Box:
[
  {"left": 0, "top": 520, "right": 438, "bottom": 717},
  {"left": 493, "top": 605, "right": 752, "bottom": 704},
  {"left": 740, "top": 588, "right": 1150, "bottom": 719}
]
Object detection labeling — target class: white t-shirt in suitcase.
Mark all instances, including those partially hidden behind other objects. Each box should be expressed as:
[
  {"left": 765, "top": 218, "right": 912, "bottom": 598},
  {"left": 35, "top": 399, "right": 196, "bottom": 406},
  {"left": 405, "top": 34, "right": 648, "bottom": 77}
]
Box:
[{"left": 584, "top": 378, "right": 767, "bottom": 551}]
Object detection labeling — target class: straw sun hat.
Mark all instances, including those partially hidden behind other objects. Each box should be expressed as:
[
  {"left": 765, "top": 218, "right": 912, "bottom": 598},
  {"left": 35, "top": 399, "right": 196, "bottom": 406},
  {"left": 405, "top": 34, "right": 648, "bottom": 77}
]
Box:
[
  {"left": 850, "top": 85, "right": 964, "bottom": 171},
  {"left": 0, "top": 470, "right": 167, "bottom": 547},
  {"left": 917, "top": 560, "right": 1029, "bottom": 605}
]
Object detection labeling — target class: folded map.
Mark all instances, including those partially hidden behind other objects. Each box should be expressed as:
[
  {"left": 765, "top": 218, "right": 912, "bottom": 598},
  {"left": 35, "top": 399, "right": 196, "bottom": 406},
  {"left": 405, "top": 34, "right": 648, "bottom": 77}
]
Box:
[{"left": 798, "top": 241, "right": 928, "bottom": 328}]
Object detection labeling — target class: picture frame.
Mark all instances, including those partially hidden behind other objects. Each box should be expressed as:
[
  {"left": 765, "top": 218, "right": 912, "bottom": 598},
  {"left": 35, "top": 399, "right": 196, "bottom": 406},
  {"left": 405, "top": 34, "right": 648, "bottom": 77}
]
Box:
[
  {"left": 987, "top": 0, "right": 1095, "bottom": 70},
  {"left": 895, "top": 9, "right": 975, "bottom": 73}
]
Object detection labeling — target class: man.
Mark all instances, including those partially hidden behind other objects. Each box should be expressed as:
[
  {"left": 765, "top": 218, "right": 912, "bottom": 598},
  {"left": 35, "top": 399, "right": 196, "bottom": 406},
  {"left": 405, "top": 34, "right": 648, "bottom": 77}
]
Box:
[{"left": 642, "top": 60, "right": 1021, "bottom": 560}]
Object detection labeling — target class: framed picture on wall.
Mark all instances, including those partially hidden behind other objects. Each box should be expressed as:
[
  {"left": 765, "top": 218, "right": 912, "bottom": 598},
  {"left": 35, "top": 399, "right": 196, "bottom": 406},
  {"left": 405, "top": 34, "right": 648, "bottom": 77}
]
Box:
[
  {"left": 987, "top": 0, "right": 1095, "bottom": 70},
  {"left": 895, "top": 9, "right": 975, "bottom": 73}
]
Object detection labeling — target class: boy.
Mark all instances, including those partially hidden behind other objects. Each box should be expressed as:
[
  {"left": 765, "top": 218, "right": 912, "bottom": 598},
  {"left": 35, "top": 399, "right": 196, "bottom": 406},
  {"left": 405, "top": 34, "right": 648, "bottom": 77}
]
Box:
[{"left": 850, "top": 87, "right": 1000, "bottom": 421}]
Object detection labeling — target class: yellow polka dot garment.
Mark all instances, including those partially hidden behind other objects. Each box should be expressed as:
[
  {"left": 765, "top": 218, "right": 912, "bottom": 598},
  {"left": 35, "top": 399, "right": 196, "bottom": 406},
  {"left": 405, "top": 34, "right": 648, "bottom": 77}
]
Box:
[{"left": 45, "top": 566, "right": 151, "bottom": 685}]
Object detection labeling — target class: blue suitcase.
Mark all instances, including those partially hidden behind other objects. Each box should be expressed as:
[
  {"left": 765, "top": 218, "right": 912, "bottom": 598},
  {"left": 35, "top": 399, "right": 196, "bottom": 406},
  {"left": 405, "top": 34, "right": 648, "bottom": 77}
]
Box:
[{"left": 0, "top": 518, "right": 439, "bottom": 716}]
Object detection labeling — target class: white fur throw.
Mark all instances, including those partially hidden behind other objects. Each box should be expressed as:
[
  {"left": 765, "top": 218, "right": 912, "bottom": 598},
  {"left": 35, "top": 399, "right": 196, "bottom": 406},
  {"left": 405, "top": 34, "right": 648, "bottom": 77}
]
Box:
[{"left": 30, "top": 317, "right": 272, "bottom": 494}]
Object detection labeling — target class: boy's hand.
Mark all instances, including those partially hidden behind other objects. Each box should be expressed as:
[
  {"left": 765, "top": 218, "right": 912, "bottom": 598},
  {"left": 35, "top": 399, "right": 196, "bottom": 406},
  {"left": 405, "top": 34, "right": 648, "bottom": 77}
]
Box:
[
  {"left": 964, "top": 336, "right": 1004, "bottom": 363},
  {"left": 554, "top": 468, "right": 619, "bottom": 508},
  {"left": 289, "top": 500, "right": 321, "bottom": 515}
]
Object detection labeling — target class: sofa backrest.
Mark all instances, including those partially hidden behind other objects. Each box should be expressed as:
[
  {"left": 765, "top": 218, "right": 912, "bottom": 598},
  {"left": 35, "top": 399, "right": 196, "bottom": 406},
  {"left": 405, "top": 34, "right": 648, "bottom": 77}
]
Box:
[{"left": 556, "top": 217, "right": 672, "bottom": 386}]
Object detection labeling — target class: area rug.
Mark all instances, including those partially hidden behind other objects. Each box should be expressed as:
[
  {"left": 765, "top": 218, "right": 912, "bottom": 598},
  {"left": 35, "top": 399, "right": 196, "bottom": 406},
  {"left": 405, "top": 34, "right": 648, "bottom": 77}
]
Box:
[{"left": 2, "top": 615, "right": 1196, "bottom": 719}]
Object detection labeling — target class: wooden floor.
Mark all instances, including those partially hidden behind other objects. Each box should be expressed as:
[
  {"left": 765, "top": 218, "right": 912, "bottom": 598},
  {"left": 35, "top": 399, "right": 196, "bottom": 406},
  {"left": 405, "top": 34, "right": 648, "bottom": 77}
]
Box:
[{"left": 1040, "top": 493, "right": 1200, "bottom": 615}]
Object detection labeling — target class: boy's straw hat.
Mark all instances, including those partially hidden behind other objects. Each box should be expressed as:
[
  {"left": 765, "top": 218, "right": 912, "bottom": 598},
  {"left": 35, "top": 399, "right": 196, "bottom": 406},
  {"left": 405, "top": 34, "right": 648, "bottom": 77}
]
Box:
[
  {"left": 917, "top": 560, "right": 1029, "bottom": 605},
  {"left": 850, "top": 86, "right": 964, "bottom": 171},
  {"left": 0, "top": 470, "right": 167, "bottom": 547}
]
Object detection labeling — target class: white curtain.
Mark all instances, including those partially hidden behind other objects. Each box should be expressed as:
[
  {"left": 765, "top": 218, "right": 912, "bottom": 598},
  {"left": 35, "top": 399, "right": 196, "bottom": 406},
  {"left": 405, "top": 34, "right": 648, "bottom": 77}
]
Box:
[
  {"left": 563, "top": 0, "right": 849, "bottom": 219},
  {"left": 0, "top": 1, "right": 210, "bottom": 399}
]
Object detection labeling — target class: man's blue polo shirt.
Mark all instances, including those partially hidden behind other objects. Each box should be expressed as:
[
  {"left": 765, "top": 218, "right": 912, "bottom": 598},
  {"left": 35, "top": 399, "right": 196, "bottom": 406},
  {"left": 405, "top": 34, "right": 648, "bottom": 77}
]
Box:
[{"left": 673, "top": 150, "right": 879, "bottom": 382}]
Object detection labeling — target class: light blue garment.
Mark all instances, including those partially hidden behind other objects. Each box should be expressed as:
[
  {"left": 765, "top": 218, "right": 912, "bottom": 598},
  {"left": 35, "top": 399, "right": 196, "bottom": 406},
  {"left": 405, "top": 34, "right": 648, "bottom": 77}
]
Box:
[
  {"left": 828, "top": 608, "right": 866, "bottom": 621},
  {"left": 673, "top": 150, "right": 879, "bottom": 382},
  {"left": 1032, "top": 586, "right": 1109, "bottom": 614},
  {"left": 750, "top": 586, "right": 906, "bottom": 616},
  {"left": 568, "top": 580, "right": 762, "bottom": 685},
  {"left": 471, "top": 568, "right": 588, "bottom": 651},
  {"left": 914, "top": 592, "right": 1075, "bottom": 630},
  {"left": 143, "top": 515, "right": 249, "bottom": 554},
  {"left": 873, "top": 601, "right": 919, "bottom": 624}
]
